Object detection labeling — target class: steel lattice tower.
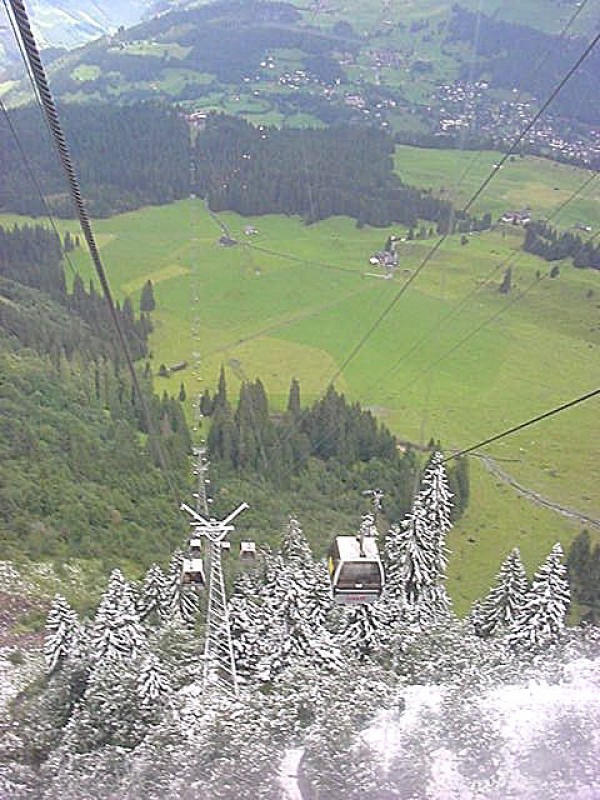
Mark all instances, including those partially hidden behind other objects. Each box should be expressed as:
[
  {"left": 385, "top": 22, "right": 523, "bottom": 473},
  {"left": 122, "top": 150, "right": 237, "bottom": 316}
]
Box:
[{"left": 182, "top": 450, "right": 247, "bottom": 698}]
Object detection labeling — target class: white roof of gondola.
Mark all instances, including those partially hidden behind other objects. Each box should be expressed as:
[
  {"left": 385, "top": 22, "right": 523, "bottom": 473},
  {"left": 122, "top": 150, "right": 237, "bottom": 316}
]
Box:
[
  {"left": 334, "top": 535, "right": 380, "bottom": 561},
  {"left": 182, "top": 557, "right": 204, "bottom": 570}
]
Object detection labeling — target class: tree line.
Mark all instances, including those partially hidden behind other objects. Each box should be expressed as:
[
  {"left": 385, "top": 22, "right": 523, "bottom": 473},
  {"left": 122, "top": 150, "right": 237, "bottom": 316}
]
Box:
[
  {"left": 202, "top": 369, "right": 470, "bottom": 526},
  {"left": 0, "top": 104, "right": 189, "bottom": 217},
  {"left": 523, "top": 220, "right": 600, "bottom": 269},
  {"left": 195, "top": 114, "right": 469, "bottom": 228},
  {"left": 0, "top": 225, "right": 192, "bottom": 564},
  {"left": 0, "top": 224, "right": 152, "bottom": 361}
]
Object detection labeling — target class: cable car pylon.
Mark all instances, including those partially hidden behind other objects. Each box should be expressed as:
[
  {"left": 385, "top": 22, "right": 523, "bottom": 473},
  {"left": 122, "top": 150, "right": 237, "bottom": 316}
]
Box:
[{"left": 181, "top": 448, "right": 248, "bottom": 698}]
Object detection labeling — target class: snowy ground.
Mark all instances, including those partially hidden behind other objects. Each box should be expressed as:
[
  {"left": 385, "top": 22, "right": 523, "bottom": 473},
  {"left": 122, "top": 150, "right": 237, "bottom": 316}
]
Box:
[
  {"left": 364, "top": 655, "right": 600, "bottom": 799},
  {"left": 280, "top": 748, "right": 304, "bottom": 800}
]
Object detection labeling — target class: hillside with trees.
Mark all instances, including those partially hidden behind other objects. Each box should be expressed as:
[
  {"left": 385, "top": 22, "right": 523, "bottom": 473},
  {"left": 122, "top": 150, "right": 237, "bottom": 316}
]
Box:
[
  {"left": 195, "top": 115, "right": 460, "bottom": 228},
  {"left": 0, "top": 104, "right": 189, "bottom": 217},
  {"left": 0, "top": 223, "right": 191, "bottom": 565}
]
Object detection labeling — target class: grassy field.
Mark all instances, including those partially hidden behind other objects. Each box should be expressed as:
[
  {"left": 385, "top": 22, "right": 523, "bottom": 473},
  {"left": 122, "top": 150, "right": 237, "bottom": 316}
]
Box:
[
  {"left": 2, "top": 149, "right": 598, "bottom": 608},
  {"left": 395, "top": 146, "right": 600, "bottom": 229}
]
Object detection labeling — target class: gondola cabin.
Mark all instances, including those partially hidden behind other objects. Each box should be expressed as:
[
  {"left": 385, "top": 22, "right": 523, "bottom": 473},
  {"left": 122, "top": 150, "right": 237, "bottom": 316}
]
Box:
[
  {"left": 240, "top": 541, "right": 257, "bottom": 560},
  {"left": 328, "top": 536, "right": 384, "bottom": 605},
  {"left": 181, "top": 536, "right": 205, "bottom": 587}
]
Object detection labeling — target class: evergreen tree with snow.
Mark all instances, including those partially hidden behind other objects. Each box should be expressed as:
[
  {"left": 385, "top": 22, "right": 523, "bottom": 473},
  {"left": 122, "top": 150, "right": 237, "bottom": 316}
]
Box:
[
  {"left": 417, "top": 450, "right": 452, "bottom": 588},
  {"left": 339, "top": 602, "right": 390, "bottom": 661},
  {"left": 62, "top": 658, "right": 150, "bottom": 753},
  {"left": 228, "top": 572, "right": 266, "bottom": 681},
  {"left": 137, "top": 653, "right": 172, "bottom": 710},
  {"left": 385, "top": 497, "right": 443, "bottom": 624},
  {"left": 90, "top": 569, "right": 147, "bottom": 662},
  {"left": 44, "top": 594, "right": 80, "bottom": 673},
  {"left": 384, "top": 455, "right": 453, "bottom": 625},
  {"left": 138, "top": 563, "right": 168, "bottom": 623},
  {"left": 280, "top": 515, "right": 312, "bottom": 563},
  {"left": 508, "top": 543, "right": 570, "bottom": 650},
  {"left": 477, "top": 548, "right": 529, "bottom": 637}
]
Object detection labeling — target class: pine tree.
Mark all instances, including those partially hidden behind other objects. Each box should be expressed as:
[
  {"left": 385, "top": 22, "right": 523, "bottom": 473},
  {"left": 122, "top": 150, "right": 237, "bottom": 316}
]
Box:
[
  {"left": 477, "top": 548, "right": 529, "bottom": 637},
  {"left": 387, "top": 499, "right": 437, "bottom": 608},
  {"left": 166, "top": 550, "right": 198, "bottom": 624},
  {"left": 140, "top": 279, "right": 156, "bottom": 312},
  {"left": 90, "top": 569, "right": 147, "bottom": 661},
  {"left": 137, "top": 653, "right": 172, "bottom": 709},
  {"left": 228, "top": 573, "right": 266, "bottom": 681},
  {"left": 287, "top": 377, "right": 301, "bottom": 416},
  {"left": 44, "top": 594, "right": 80, "bottom": 673},
  {"left": 280, "top": 515, "right": 312, "bottom": 563},
  {"left": 418, "top": 451, "right": 452, "bottom": 575},
  {"left": 508, "top": 543, "right": 570, "bottom": 650},
  {"left": 139, "top": 563, "right": 168, "bottom": 623},
  {"left": 339, "top": 603, "right": 389, "bottom": 661}
]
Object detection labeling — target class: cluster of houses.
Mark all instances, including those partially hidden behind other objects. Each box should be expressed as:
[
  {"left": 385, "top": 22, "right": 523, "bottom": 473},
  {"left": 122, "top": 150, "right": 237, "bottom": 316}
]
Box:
[{"left": 434, "top": 80, "right": 600, "bottom": 166}]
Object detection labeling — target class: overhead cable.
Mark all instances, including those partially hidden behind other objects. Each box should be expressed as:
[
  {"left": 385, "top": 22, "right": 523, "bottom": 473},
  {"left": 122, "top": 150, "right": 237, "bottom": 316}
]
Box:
[
  {"left": 6, "top": 0, "right": 174, "bottom": 484},
  {"left": 444, "top": 387, "right": 600, "bottom": 462},
  {"left": 328, "top": 28, "right": 600, "bottom": 385}
]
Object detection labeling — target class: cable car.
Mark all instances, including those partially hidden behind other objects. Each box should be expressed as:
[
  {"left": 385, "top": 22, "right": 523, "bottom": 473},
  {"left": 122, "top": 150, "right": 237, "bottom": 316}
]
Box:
[
  {"left": 181, "top": 536, "right": 205, "bottom": 587},
  {"left": 328, "top": 535, "right": 384, "bottom": 605},
  {"left": 240, "top": 540, "right": 257, "bottom": 560}
]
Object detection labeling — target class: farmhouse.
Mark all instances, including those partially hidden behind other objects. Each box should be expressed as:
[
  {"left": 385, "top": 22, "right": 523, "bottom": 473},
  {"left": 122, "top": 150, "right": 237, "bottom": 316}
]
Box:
[
  {"left": 369, "top": 236, "right": 400, "bottom": 270},
  {"left": 500, "top": 209, "right": 531, "bottom": 226}
]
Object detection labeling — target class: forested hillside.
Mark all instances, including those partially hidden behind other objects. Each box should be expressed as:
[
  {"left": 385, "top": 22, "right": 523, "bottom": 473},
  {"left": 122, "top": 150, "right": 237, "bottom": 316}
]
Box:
[
  {"left": 0, "top": 223, "right": 191, "bottom": 565},
  {"left": 0, "top": 105, "right": 189, "bottom": 217},
  {"left": 195, "top": 115, "right": 458, "bottom": 227}
]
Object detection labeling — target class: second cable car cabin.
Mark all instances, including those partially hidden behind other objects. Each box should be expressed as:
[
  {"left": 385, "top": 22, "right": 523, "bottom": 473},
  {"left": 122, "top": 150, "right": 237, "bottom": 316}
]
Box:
[
  {"left": 328, "top": 535, "right": 385, "bottom": 605},
  {"left": 181, "top": 536, "right": 205, "bottom": 588}
]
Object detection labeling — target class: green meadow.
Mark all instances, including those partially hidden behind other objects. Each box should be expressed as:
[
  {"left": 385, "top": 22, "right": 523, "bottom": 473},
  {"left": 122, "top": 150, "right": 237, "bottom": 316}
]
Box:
[
  {"left": 395, "top": 145, "right": 600, "bottom": 229},
  {"left": 2, "top": 146, "right": 598, "bottom": 607}
]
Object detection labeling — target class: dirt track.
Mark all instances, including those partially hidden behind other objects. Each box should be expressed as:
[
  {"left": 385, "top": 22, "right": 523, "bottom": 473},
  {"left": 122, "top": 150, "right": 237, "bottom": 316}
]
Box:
[{"left": 474, "top": 453, "right": 600, "bottom": 531}]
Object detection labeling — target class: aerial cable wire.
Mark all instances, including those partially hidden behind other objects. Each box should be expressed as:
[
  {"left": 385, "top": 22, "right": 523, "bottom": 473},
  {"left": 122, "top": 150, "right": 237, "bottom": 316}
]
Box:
[
  {"left": 443, "top": 387, "right": 600, "bottom": 462},
  {"left": 5, "top": 0, "right": 176, "bottom": 488},
  {"left": 0, "top": 96, "right": 78, "bottom": 277},
  {"left": 327, "top": 27, "right": 600, "bottom": 387},
  {"left": 449, "top": 0, "right": 591, "bottom": 194},
  {"left": 463, "top": 29, "right": 600, "bottom": 215},
  {"left": 375, "top": 169, "right": 598, "bottom": 387}
]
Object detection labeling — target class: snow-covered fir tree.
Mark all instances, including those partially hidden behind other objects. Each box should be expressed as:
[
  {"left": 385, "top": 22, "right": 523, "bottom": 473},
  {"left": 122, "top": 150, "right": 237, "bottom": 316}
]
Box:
[
  {"left": 241, "top": 523, "right": 339, "bottom": 682},
  {"left": 476, "top": 548, "right": 529, "bottom": 637},
  {"left": 383, "top": 455, "right": 453, "bottom": 626},
  {"left": 44, "top": 594, "right": 80, "bottom": 673},
  {"left": 227, "top": 571, "right": 267, "bottom": 681},
  {"left": 280, "top": 515, "right": 312, "bottom": 563},
  {"left": 137, "top": 653, "right": 172, "bottom": 710},
  {"left": 385, "top": 496, "right": 445, "bottom": 625},
  {"left": 139, "top": 563, "right": 169, "bottom": 623},
  {"left": 339, "top": 602, "right": 391, "bottom": 661},
  {"left": 61, "top": 658, "right": 150, "bottom": 754},
  {"left": 416, "top": 451, "right": 452, "bottom": 611},
  {"left": 90, "top": 569, "right": 147, "bottom": 661},
  {"left": 419, "top": 451, "right": 453, "bottom": 546},
  {"left": 508, "top": 543, "right": 570, "bottom": 650}
]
